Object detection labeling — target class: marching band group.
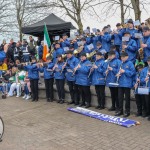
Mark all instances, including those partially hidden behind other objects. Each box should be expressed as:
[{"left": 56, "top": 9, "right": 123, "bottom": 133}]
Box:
[{"left": 0, "top": 19, "right": 150, "bottom": 120}]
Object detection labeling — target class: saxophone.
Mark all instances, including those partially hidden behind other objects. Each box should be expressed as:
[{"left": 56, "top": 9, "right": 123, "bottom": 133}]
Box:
[
  {"left": 73, "top": 45, "right": 84, "bottom": 55},
  {"left": 86, "top": 49, "right": 98, "bottom": 59}
]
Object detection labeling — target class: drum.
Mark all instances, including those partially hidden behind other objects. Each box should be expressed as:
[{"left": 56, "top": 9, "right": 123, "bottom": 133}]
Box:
[
  {"left": 0, "top": 116, "right": 4, "bottom": 141},
  {"left": 137, "top": 87, "right": 149, "bottom": 95}
]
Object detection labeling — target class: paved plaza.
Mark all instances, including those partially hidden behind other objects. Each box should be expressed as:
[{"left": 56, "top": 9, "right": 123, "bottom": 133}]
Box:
[{"left": 0, "top": 97, "right": 150, "bottom": 150}]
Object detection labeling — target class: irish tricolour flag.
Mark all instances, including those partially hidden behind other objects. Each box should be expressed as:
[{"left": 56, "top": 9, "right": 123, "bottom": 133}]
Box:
[{"left": 43, "top": 24, "right": 51, "bottom": 61}]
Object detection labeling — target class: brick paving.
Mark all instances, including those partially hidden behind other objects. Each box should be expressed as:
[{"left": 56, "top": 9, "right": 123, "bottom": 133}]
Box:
[{"left": 0, "top": 97, "right": 150, "bottom": 150}]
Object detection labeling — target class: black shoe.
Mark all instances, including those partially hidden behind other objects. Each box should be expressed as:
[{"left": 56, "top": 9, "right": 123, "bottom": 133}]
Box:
[
  {"left": 49, "top": 99, "right": 53, "bottom": 102},
  {"left": 135, "top": 112, "right": 142, "bottom": 117},
  {"left": 74, "top": 102, "right": 79, "bottom": 106},
  {"left": 85, "top": 104, "right": 91, "bottom": 108},
  {"left": 95, "top": 106, "right": 101, "bottom": 109},
  {"left": 57, "top": 100, "right": 61, "bottom": 103},
  {"left": 79, "top": 103, "right": 86, "bottom": 107},
  {"left": 147, "top": 116, "right": 150, "bottom": 121},
  {"left": 68, "top": 101, "right": 74, "bottom": 105},
  {"left": 35, "top": 99, "right": 38, "bottom": 102},
  {"left": 115, "top": 111, "right": 123, "bottom": 116},
  {"left": 142, "top": 113, "right": 148, "bottom": 118},
  {"left": 99, "top": 106, "right": 105, "bottom": 110},
  {"left": 59, "top": 100, "right": 64, "bottom": 104},
  {"left": 32, "top": 99, "right": 35, "bottom": 102},
  {"left": 108, "top": 107, "right": 116, "bottom": 111},
  {"left": 123, "top": 113, "right": 130, "bottom": 118}
]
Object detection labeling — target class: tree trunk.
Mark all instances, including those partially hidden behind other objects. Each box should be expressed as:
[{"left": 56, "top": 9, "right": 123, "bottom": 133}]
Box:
[
  {"left": 19, "top": 26, "right": 22, "bottom": 41},
  {"left": 78, "top": 20, "right": 83, "bottom": 34},
  {"left": 119, "top": 0, "right": 124, "bottom": 24},
  {"left": 131, "top": 0, "right": 141, "bottom": 21}
]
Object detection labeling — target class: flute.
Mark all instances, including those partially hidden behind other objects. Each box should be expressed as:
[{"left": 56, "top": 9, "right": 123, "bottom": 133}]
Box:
[
  {"left": 146, "top": 66, "right": 150, "bottom": 87},
  {"left": 116, "top": 62, "right": 123, "bottom": 84},
  {"left": 60, "top": 59, "right": 68, "bottom": 75}
]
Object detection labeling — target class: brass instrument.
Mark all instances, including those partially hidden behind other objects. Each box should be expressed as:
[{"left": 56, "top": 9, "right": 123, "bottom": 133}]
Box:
[
  {"left": 138, "top": 38, "right": 144, "bottom": 61},
  {"left": 73, "top": 46, "right": 84, "bottom": 55},
  {"left": 86, "top": 50, "right": 98, "bottom": 59}
]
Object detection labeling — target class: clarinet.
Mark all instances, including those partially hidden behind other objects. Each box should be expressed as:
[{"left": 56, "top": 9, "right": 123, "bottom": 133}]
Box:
[
  {"left": 135, "top": 72, "right": 140, "bottom": 92},
  {"left": 60, "top": 59, "right": 68, "bottom": 75},
  {"left": 116, "top": 61, "right": 123, "bottom": 84},
  {"left": 146, "top": 65, "right": 150, "bottom": 87},
  {"left": 88, "top": 60, "right": 96, "bottom": 78},
  {"left": 105, "top": 59, "right": 110, "bottom": 81},
  {"left": 72, "top": 60, "right": 81, "bottom": 77}
]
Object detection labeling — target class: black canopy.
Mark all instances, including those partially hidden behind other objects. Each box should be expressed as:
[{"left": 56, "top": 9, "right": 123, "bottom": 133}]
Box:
[{"left": 22, "top": 13, "right": 76, "bottom": 37}]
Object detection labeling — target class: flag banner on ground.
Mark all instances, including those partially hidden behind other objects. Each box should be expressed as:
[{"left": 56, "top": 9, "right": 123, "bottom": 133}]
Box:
[
  {"left": 68, "top": 107, "right": 140, "bottom": 128},
  {"left": 43, "top": 24, "right": 51, "bottom": 61}
]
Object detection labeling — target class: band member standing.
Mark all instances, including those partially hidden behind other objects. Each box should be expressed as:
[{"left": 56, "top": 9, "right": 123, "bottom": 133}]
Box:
[
  {"left": 116, "top": 52, "right": 136, "bottom": 117},
  {"left": 134, "top": 63, "right": 146, "bottom": 117},
  {"left": 75, "top": 53, "right": 92, "bottom": 108},
  {"left": 91, "top": 52, "right": 106, "bottom": 109},
  {"left": 105, "top": 51, "right": 121, "bottom": 111},
  {"left": 120, "top": 31, "right": 137, "bottom": 64},
  {"left": 24, "top": 57, "right": 40, "bottom": 102},
  {"left": 141, "top": 26, "right": 150, "bottom": 64},
  {"left": 21, "top": 40, "right": 30, "bottom": 62},
  {"left": 60, "top": 33, "right": 70, "bottom": 49},
  {"left": 53, "top": 54, "right": 66, "bottom": 104},
  {"left": 39, "top": 56, "right": 54, "bottom": 102},
  {"left": 140, "top": 56, "right": 150, "bottom": 120},
  {"left": 64, "top": 50, "right": 80, "bottom": 105}
]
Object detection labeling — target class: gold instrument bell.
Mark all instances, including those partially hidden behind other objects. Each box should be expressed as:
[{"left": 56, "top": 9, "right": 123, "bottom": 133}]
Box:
[{"left": 86, "top": 50, "right": 97, "bottom": 59}]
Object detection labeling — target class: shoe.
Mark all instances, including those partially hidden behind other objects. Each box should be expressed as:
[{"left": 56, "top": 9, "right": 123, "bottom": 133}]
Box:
[
  {"left": 142, "top": 113, "right": 148, "bottom": 118},
  {"left": 99, "top": 106, "right": 105, "bottom": 110},
  {"left": 32, "top": 99, "right": 35, "bottom": 102},
  {"left": 59, "top": 100, "right": 64, "bottom": 104},
  {"left": 57, "top": 100, "right": 61, "bottom": 103},
  {"left": 25, "top": 95, "right": 31, "bottom": 100},
  {"left": 108, "top": 107, "right": 116, "bottom": 111},
  {"left": 16, "top": 95, "right": 20, "bottom": 98},
  {"left": 49, "top": 99, "right": 53, "bottom": 102},
  {"left": 68, "top": 101, "right": 74, "bottom": 105},
  {"left": 95, "top": 106, "right": 101, "bottom": 109},
  {"left": 135, "top": 112, "right": 142, "bottom": 117},
  {"left": 85, "top": 104, "right": 91, "bottom": 108},
  {"left": 115, "top": 111, "right": 123, "bottom": 116},
  {"left": 123, "top": 113, "right": 130, "bottom": 118},
  {"left": 79, "top": 103, "right": 86, "bottom": 107},
  {"left": 147, "top": 116, "right": 150, "bottom": 121},
  {"left": 74, "top": 103, "right": 79, "bottom": 106},
  {"left": 22, "top": 95, "right": 27, "bottom": 99},
  {"left": 35, "top": 99, "right": 38, "bottom": 102}
]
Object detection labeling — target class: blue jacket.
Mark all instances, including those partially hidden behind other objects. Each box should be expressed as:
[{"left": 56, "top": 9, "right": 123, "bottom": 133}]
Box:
[
  {"left": 52, "top": 48, "right": 64, "bottom": 63},
  {"left": 54, "top": 62, "right": 66, "bottom": 79},
  {"left": 61, "top": 39, "right": 70, "bottom": 48},
  {"left": 75, "top": 59, "right": 92, "bottom": 86},
  {"left": 38, "top": 45, "right": 43, "bottom": 59},
  {"left": 91, "top": 58, "right": 106, "bottom": 85},
  {"left": 39, "top": 62, "right": 54, "bottom": 79},
  {"left": 66, "top": 56, "right": 79, "bottom": 81},
  {"left": 92, "top": 36, "right": 99, "bottom": 49},
  {"left": 105, "top": 58, "right": 121, "bottom": 87},
  {"left": 140, "top": 66, "right": 150, "bottom": 90},
  {"left": 120, "top": 38, "right": 137, "bottom": 63},
  {"left": 79, "top": 44, "right": 92, "bottom": 56},
  {"left": 101, "top": 32, "right": 111, "bottom": 52},
  {"left": 111, "top": 29, "right": 123, "bottom": 46},
  {"left": 118, "top": 60, "right": 136, "bottom": 88},
  {"left": 142, "top": 36, "right": 150, "bottom": 62},
  {"left": 24, "top": 63, "right": 39, "bottom": 80},
  {"left": 86, "top": 36, "right": 92, "bottom": 45}
]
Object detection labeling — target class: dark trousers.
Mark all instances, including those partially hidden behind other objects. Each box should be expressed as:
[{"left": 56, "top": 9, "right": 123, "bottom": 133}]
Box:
[
  {"left": 30, "top": 79, "right": 39, "bottom": 100},
  {"left": 109, "top": 87, "right": 119, "bottom": 109},
  {"left": 44, "top": 78, "right": 54, "bottom": 100},
  {"left": 145, "top": 94, "right": 150, "bottom": 115},
  {"left": 55, "top": 79, "right": 65, "bottom": 100},
  {"left": 78, "top": 85, "right": 91, "bottom": 105},
  {"left": 67, "top": 81, "right": 80, "bottom": 103},
  {"left": 135, "top": 94, "right": 146, "bottom": 114},
  {"left": 118, "top": 87, "right": 131, "bottom": 113},
  {"left": 95, "top": 85, "right": 105, "bottom": 107}
]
